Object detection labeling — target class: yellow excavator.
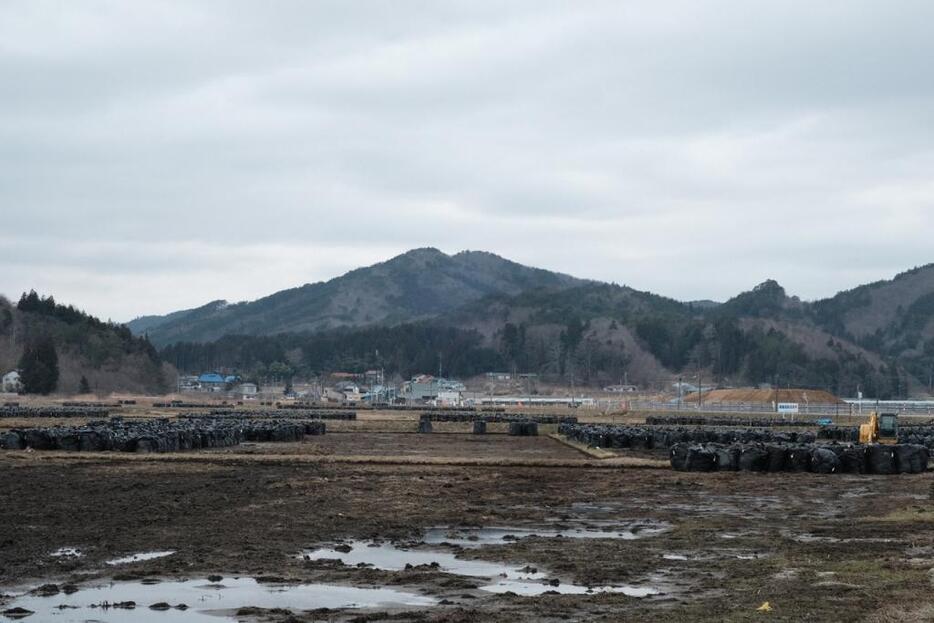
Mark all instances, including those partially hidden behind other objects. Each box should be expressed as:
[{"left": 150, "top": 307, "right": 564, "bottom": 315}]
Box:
[{"left": 858, "top": 412, "right": 898, "bottom": 444}]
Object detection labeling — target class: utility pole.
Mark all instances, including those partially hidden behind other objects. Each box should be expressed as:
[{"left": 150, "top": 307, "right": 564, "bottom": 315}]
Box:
[
  {"left": 773, "top": 374, "right": 779, "bottom": 413},
  {"left": 569, "top": 359, "right": 576, "bottom": 407}
]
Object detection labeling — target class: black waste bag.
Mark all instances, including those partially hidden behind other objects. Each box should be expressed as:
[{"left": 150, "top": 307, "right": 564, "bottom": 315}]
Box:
[
  {"left": 785, "top": 447, "right": 812, "bottom": 472},
  {"left": 839, "top": 446, "right": 868, "bottom": 474},
  {"left": 714, "top": 446, "right": 740, "bottom": 471},
  {"left": 810, "top": 447, "right": 840, "bottom": 474},
  {"left": 866, "top": 445, "right": 896, "bottom": 475},
  {"left": 1, "top": 431, "right": 24, "bottom": 450},
  {"left": 670, "top": 443, "right": 689, "bottom": 471},
  {"left": 685, "top": 446, "right": 717, "bottom": 472},
  {"left": 738, "top": 446, "right": 768, "bottom": 472},
  {"left": 894, "top": 444, "right": 929, "bottom": 474},
  {"left": 765, "top": 445, "right": 788, "bottom": 472}
]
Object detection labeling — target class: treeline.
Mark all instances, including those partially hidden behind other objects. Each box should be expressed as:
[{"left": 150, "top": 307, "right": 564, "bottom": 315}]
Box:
[
  {"left": 631, "top": 315, "right": 903, "bottom": 398},
  {"left": 17, "top": 291, "right": 160, "bottom": 366},
  {"left": 18, "top": 337, "right": 59, "bottom": 395},
  {"left": 4, "top": 292, "right": 167, "bottom": 394},
  {"left": 161, "top": 324, "right": 506, "bottom": 380},
  {"left": 489, "top": 281, "right": 905, "bottom": 396},
  {"left": 858, "top": 292, "right": 934, "bottom": 391},
  {"left": 497, "top": 318, "right": 631, "bottom": 386},
  {"left": 159, "top": 314, "right": 902, "bottom": 396}
]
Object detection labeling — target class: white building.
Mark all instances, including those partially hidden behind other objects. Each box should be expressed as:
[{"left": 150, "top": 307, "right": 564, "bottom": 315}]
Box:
[
  {"left": 401, "top": 375, "right": 465, "bottom": 402},
  {"left": 603, "top": 384, "right": 638, "bottom": 393},
  {"left": 237, "top": 382, "right": 258, "bottom": 398},
  {"left": 478, "top": 395, "right": 596, "bottom": 408},
  {"left": 339, "top": 384, "right": 362, "bottom": 403},
  {"left": 432, "top": 390, "right": 463, "bottom": 407},
  {"left": 2, "top": 370, "right": 22, "bottom": 393}
]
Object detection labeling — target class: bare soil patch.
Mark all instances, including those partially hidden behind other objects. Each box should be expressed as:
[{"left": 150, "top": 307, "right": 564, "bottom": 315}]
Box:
[{"left": 2, "top": 430, "right": 933, "bottom": 622}]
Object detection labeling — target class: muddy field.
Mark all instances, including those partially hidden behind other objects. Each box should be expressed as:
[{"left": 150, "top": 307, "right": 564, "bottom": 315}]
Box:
[{"left": 2, "top": 429, "right": 934, "bottom": 622}]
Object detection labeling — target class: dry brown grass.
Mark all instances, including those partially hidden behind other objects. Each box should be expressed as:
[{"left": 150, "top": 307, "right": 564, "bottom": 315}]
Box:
[
  {"left": 684, "top": 387, "right": 845, "bottom": 404},
  {"left": 869, "top": 603, "right": 934, "bottom": 623},
  {"left": 549, "top": 433, "right": 617, "bottom": 459},
  {"left": 871, "top": 506, "right": 934, "bottom": 523},
  {"left": 0, "top": 448, "right": 668, "bottom": 469}
]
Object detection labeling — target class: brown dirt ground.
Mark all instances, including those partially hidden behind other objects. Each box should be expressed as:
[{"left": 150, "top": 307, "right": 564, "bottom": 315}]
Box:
[
  {"left": 683, "top": 388, "right": 845, "bottom": 405},
  {"left": 1, "top": 431, "right": 934, "bottom": 622}
]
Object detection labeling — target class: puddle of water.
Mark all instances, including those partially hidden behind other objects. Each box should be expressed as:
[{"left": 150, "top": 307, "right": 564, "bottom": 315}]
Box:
[
  {"left": 641, "top": 493, "right": 839, "bottom": 521},
  {"left": 480, "top": 580, "right": 659, "bottom": 597},
  {"left": 841, "top": 489, "right": 873, "bottom": 499},
  {"left": 303, "top": 540, "right": 662, "bottom": 598},
  {"left": 50, "top": 547, "right": 82, "bottom": 558},
  {"left": 663, "top": 550, "right": 767, "bottom": 562},
  {"left": 422, "top": 522, "right": 669, "bottom": 547},
  {"left": 2, "top": 577, "right": 437, "bottom": 622},
  {"left": 105, "top": 551, "right": 176, "bottom": 566},
  {"left": 782, "top": 530, "right": 898, "bottom": 545},
  {"left": 305, "top": 541, "right": 546, "bottom": 581},
  {"left": 773, "top": 568, "right": 799, "bottom": 581}
]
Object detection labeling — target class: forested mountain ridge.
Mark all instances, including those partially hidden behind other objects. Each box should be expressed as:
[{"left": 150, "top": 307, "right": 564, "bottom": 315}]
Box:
[
  {"left": 437, "top": 278, "right": 907, "bottom": 396},
  {"left": 116, "top": 253, "right": 934, "bottom": 397},
  {"left": 129, "top": 248, "right": 583, "bottom": 347},
  {"left": 156, "top": 262, "right": 934, "bottom": 398}
]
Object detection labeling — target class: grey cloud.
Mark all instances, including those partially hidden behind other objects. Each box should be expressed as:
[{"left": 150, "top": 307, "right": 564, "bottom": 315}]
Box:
[{"left": 2, "top": 1, "right": 933, "bottom": 319}]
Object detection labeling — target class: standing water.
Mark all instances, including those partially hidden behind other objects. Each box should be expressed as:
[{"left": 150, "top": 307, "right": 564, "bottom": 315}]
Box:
[{"left": 1, "top": 577, "right": 437, "bottom": 622}]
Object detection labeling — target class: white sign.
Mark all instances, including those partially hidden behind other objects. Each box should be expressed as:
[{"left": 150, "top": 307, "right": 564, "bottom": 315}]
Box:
[{"left": 777, "top": 402, "right": 800, "bottom": 414}]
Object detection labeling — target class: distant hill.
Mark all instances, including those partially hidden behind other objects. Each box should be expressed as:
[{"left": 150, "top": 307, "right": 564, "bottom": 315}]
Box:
[
  {"left": 129, "top": 248, "right": 583, "bottom": 346},
  {"left": 0, "top": 293, "right": 171, "bottom": 395},
  {"left": 435, "top": 279, "right": 905, "bottom": 396},
  {"left": 135, "top": 250, "right": 934, "bottom": 398},
  {"left": 125, "top": 300, "right": 228, "bottom": 335},
  {"left": 812, "top": 264, "right": 934, "bottom": 339},
  {"left": 809, "top": 265, "right": 934, "bottom": 389}
]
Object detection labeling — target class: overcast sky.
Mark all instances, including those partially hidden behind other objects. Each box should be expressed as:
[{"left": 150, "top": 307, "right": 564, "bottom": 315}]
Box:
[{"left": 2, "top": 1, "right": 933, "bottom": 321}]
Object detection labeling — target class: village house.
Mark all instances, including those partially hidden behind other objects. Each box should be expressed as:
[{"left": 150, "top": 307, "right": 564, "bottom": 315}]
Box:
[
  {"left": 236, "top": 382, "right": 258, "bottom": 399},
  {"left": 2, "top": 370, "right": 22, "bottom": 393}
]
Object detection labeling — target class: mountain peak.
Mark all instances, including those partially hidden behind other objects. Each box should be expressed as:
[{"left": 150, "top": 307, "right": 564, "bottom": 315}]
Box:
[
  {"left": 752, "top": 279, "right": 786, "bottom": 295},
  {"left": 399, "top": 247, "right": 446, "bottom": 259},
  {"left": 718, "top": 279, "right": 791, "bottom": 318},
  {"left": 128, "top": 248, "right": 581, "bottom": 346}
]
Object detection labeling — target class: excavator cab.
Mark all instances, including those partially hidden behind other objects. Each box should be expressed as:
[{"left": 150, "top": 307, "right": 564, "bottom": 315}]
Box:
[
  {"left": 859, "top": 411, "right": 898, "bottom": 445},
  {"left": 878, "top": 413, "right": 898, "bottom": 442}
]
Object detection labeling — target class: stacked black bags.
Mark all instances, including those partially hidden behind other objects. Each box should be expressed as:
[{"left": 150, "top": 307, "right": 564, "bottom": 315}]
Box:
[
  {"left": 670, "top": 442, "right": 928, "bottom": 475},
  {"left": 508, "top": 421, "right": 539, "bottom": 436}
]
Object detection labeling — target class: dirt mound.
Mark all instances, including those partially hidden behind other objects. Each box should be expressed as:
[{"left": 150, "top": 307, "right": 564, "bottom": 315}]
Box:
[{"left": 684, "top": 388, "right": 844, "bottom": 405}]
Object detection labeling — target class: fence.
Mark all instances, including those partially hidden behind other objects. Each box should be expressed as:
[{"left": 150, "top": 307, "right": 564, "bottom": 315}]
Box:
[{"left": 627, "top": 400, "right": 934, "bottom": 418}]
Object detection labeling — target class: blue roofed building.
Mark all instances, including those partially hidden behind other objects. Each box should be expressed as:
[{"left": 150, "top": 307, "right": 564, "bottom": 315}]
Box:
[{"left": 198, "top": 373, "right": 228, "bottom": 392}]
